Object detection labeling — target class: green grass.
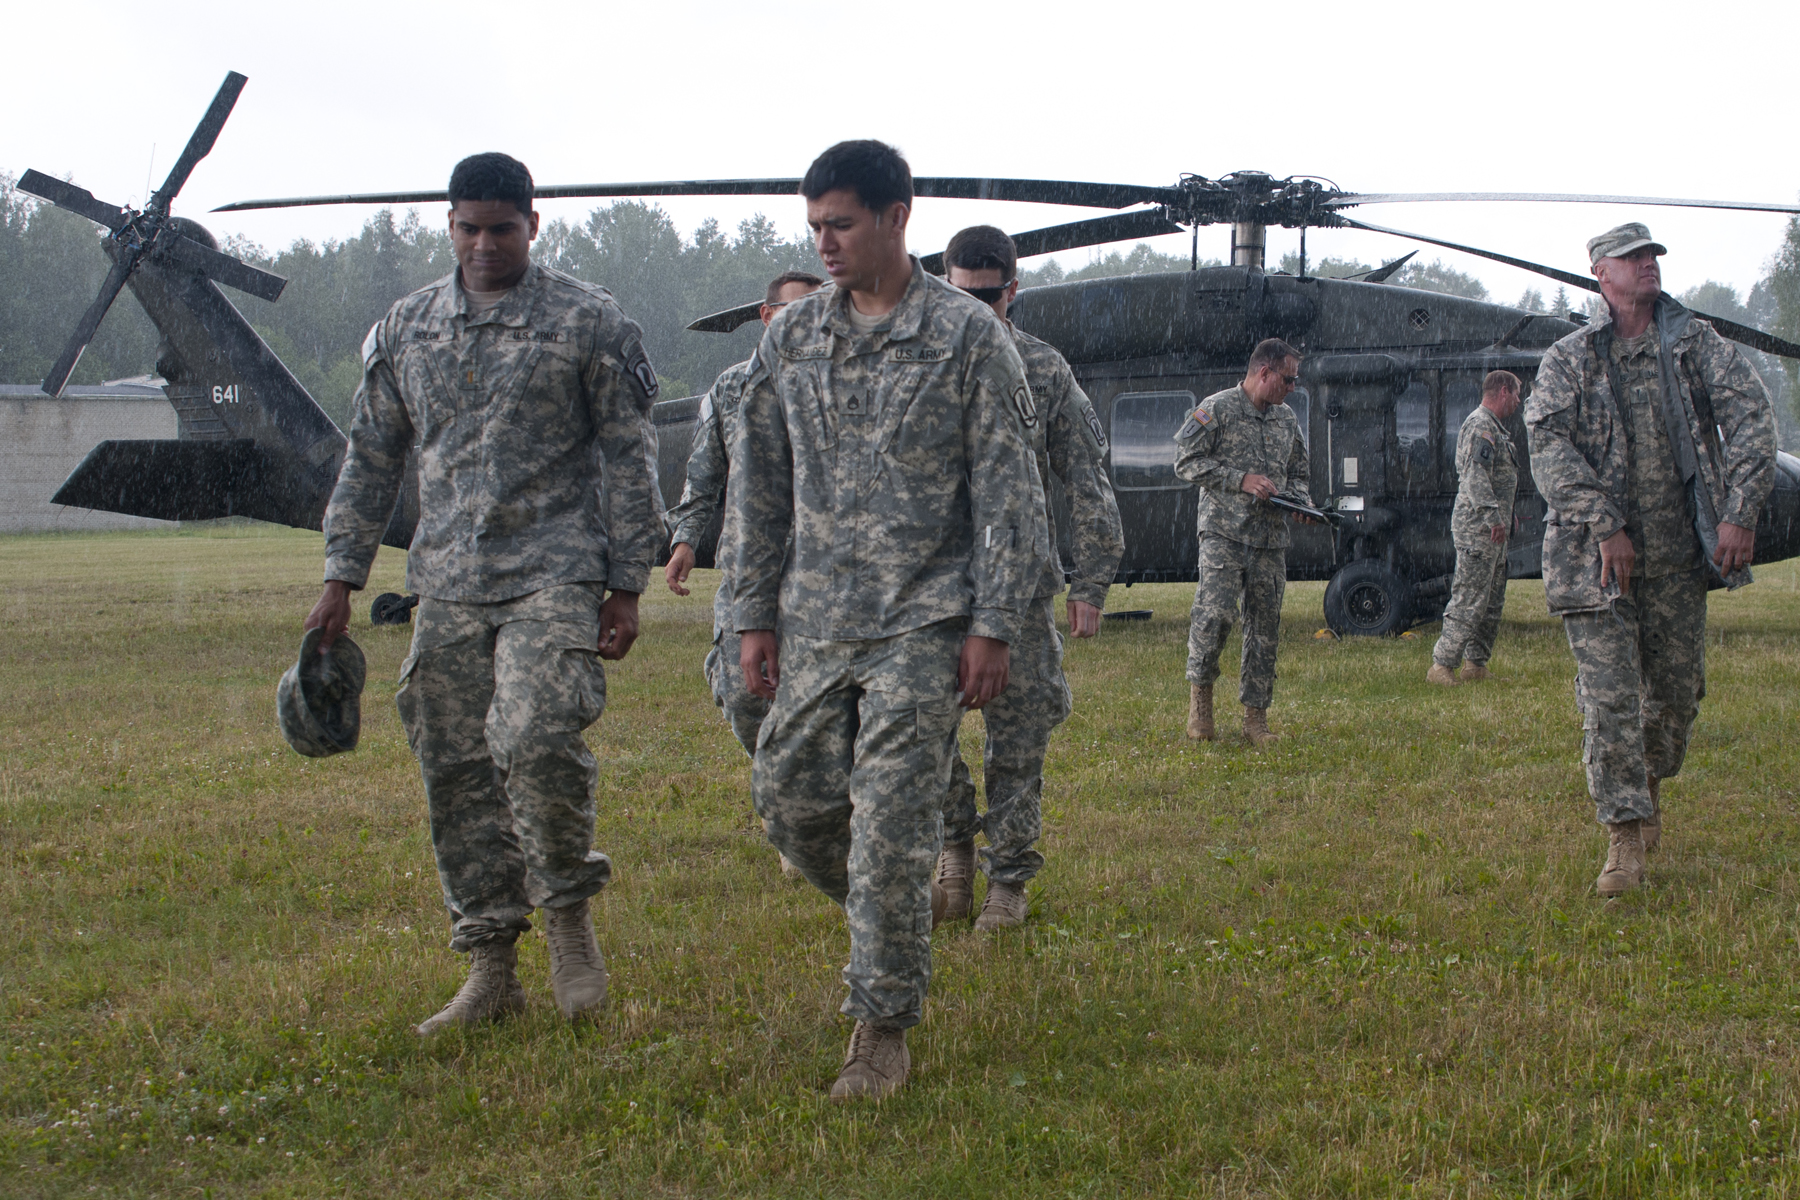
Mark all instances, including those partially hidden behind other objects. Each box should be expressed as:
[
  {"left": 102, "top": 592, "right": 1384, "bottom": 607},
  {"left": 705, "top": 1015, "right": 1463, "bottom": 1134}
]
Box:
[{"left": 2, "top": 526, "right": 1799, "bottom": 1198}]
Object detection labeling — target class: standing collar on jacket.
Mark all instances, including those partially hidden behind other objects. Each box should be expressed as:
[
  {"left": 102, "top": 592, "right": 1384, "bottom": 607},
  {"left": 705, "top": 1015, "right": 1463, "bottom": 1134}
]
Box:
[
  {"left": 819, "top": 256, "right": 931, "bottom": 342},
  {"left": 450, "top": 262, "right": 541, "bottom": 327}
]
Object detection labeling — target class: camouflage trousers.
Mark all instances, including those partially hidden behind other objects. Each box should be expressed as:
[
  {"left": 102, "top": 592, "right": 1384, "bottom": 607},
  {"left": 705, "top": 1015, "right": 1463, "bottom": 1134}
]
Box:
[
  {"left": 1561, "top": 568, "right": 1707, "bottom": 826},
  {"left": 395, "top": 584, "right": 612, "bottom": 952},
  {"left": 705, "top": 580, "right": 770, "bottom": 756},
  {"left": 752, "top": 618, "right": 965, "bottom": 1030},
  {"left": 943, "top": 595, "right": 1071, "bottom": 884},
  {"left": 1433, "top": 540, "right": 1509, "bottom": 668},
  {"left": 1187, "top": 533, "right": 1287, "bottom": 708}
]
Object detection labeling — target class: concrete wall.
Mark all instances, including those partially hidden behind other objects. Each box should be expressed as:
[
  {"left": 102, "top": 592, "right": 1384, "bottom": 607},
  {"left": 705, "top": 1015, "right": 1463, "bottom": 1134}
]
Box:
[{"left": 0, "top": 386, "right": 179, "bottom": 533}]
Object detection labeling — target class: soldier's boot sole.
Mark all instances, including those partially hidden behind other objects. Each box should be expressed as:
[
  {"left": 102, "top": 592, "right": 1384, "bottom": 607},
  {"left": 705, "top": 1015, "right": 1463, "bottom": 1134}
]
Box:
[
  {"left": 974, "top": 880, "right": 1029, "bottom": 931},
  {"left": 1642, "top": 776, "right": 1661, "bottom": 853},
  {"left": 416, "top": 942, "right": 527, "bottom": 1036},
  {"left": 1596, "top": 819, "right": 1646, "bottom": 898},
  {"left": 1457, "top": 662, "right": 1491, "bottom": 683},
  {"left": 1243, "top": 706, "right": 1279, "bottom": 746},
  {"left": 935, "top": 841, "right": 976, "bottom": 923},
  {"left": 1186, "top": 683, "right": 1215, "bottom": 740},
  {"left": 546, "top": 898, "right": 608, "bottom": 1021},
  {"left": 830, "top": 1022, "right": 910, "bottom": 1102},
  {"left": 1426, "top": 663, "right": 1459, "bottom": 687}
]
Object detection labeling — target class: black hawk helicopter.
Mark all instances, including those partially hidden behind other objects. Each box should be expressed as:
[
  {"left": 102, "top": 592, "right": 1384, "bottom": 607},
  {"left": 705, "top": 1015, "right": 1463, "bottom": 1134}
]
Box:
[{"left": 27, "top": 73, "right": 1800, "bottom": 632}]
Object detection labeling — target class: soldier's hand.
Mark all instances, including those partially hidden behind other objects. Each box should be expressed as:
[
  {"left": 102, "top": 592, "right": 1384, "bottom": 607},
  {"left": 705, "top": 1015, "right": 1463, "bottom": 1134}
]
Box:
[
  {"left": 1715, "top": 521, "right": 1755, "bottom": 575},
  {"left": 957, "top": 636, "right": 1011, "bottom": 709},
  {"left": 1240, "top": 473, "right": 1277, "bottom": 500},
  {"left": 1598, "top": 529, "right": 1635, "bottom": 597},
  {"left": 1489, "top": 524, "right": 1507, "bottom": 544},
  {"left": 741, "top": 630, "right": 780, "bottom": 700},
  {"left": 597, "top": 590, "right": 640, "bottom": 660},
  {"left": 304, "top": 580, "right": 353, "bottom": 649},
  {"left": 1067, "top": 599, "right": 1102, "bottom": 639},
  {"left": 664, "top": 542, "right": 697, "bottom": 596}
]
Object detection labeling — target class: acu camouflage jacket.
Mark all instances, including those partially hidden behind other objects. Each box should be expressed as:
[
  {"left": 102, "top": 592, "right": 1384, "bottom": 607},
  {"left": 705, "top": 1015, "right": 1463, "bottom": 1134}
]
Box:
[
  {"left": 1173, "top": 385, "right": 1312, "bottom": 549},
  {"left": 1450, "top": 404, "right": 1518, "bottom": 548},
  {"left": 1010, "top": 325, "right": 1125, "bottom": 608},
  {"left": 666, "top": 353, "right": 765, "bottom": 582},
  {"left": 728, "top": 259, "right": 1050, "bottom": 645},
  {"left": 1527, "top": 295, "right": 1776, "bottom": 614},
  {"left": 323, "top": 263, "right": 664, "bottom": 603}
]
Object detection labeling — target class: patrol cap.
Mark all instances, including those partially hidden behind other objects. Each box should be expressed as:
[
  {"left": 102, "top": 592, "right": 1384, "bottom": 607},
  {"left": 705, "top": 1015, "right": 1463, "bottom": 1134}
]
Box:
[
  {"left": 1587, "top": 222, "right": 1666, "bottom": 266},
  {"left": 277, "top": 627, "right": 366, "bottom": 758}
]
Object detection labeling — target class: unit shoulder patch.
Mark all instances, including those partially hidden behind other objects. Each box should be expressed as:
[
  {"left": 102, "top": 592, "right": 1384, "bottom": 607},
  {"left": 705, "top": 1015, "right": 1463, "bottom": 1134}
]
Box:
[{"left": 1012, "top": 383, "right": 1038, "bottom": 428}]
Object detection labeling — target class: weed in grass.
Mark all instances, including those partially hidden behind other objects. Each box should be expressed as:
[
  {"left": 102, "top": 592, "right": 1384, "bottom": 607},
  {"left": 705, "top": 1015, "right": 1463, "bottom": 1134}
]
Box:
[{"left": 1, "top": 527, "right": 1798, "bottom": 1196}]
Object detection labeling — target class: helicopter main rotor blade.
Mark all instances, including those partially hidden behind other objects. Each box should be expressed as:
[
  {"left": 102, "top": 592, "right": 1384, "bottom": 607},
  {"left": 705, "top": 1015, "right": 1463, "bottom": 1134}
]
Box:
[
  {"left": 216, "top": 176, "right": 1177, "bottom": 213},
  {"left": 918, "top": 209, "right": 1186, "bottom": 274},
  {"left": 1336, "top": 191, "right": 1800, "bottom": 215},
  {"left": 158, "top": 233, "right": 288, "bottom": 302},
  {"left": 1338, "top": 215, "right": 1800, "bottom": 360},
  {"left": 152, "top": 71, "right": 248, "bottom": 211},
  {"left": 1357, "top": 250, "right": 1418, "bottom": 283},
  {"left": 686, "top": 300, "right": 765, "bottom": 333},
  {"left": 41, "top": 254, "right": 136, "bottom": 397},
  {"left": 16, "top": 170, "right": 129, "bottom": 230}
]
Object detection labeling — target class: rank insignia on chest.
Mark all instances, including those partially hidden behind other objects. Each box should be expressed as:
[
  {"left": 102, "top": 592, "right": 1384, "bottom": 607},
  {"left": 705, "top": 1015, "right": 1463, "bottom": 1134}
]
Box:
[{"left": 889, "top": 345, "right": 950, "bottom": 362}]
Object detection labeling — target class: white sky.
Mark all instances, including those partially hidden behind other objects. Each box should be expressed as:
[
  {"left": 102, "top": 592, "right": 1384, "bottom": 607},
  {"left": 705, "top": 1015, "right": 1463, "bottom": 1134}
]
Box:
[{"left": 11, "top": 0, "right": 1799, "bottom": 310}]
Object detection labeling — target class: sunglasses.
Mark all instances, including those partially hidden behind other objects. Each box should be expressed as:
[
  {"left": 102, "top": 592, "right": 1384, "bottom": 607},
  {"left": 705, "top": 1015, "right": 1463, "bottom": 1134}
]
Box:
[{"left": 958, "top": 284, "right": 1011, "bottom": 303}]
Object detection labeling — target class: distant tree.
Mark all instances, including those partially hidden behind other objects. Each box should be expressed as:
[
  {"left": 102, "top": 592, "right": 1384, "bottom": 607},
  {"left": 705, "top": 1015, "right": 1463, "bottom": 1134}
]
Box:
[
  {"left": 1682, "top": 279, "right": 1797, "bottom": 449},
  {"left": 1019, "top": 243, "right": 1207, "bottom": 288}
]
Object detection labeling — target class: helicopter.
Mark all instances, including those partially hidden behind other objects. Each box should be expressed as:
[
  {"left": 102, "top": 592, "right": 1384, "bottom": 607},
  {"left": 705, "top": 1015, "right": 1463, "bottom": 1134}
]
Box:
[{"left": 27, "top": 73, "right": 1800, "bottom": 633}]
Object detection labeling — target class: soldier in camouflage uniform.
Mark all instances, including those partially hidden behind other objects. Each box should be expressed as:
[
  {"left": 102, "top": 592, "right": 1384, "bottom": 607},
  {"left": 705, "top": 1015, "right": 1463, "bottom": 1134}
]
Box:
[
  {"left": 1429, "top": 371, "right": 1522, "bottom": 685},
  {"left": 666, "top": 271, "right": 823, "bottom": 753},
  {"left": 934, "top": 225, "right": 1124, "bottom": 931},
  {"left": 304, "top": 154, "right": 663, "bottom": 1032},
  {"left": 1174, "top": 338, "right": 1314, "bottom": 745},
  {"left": 1529, "top": 223, "right": 1776, "bottom": 897},
  {"left": 729, "top": 142, "right": 1048, "bottom": 1100}
]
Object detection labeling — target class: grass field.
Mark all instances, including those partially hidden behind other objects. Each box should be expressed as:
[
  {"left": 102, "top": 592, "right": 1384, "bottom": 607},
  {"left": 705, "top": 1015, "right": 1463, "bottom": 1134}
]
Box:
[{"left": 2, "top": 527, "right": 1798, "bottom": 1198}]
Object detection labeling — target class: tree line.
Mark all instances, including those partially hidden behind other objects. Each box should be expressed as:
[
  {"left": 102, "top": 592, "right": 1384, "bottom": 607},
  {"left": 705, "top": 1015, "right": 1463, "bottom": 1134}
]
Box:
[{"left": 2, "top": 173, "right": 1797, "bottom": 443}]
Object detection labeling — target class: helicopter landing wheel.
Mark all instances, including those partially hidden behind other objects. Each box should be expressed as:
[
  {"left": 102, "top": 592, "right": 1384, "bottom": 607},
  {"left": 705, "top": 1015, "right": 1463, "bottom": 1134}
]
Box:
[
  {"left": 1323, "top": 559, "right": 1413, "bottom": 637},
  {"left": 370, "top": 592, "right": 420, "bottom": 627}
]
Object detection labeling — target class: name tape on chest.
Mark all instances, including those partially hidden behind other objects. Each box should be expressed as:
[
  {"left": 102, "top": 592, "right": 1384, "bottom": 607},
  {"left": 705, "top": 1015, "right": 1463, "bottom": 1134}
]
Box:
[
  {"left": 406, "top": 330, "right": 446, "bottom": 343},
  {"left": 508, "top": 329, "right": 569, "bottom": 343},
  {"left": 783, "top": 344, "right": 833, "bottom": 361},
  {"left": 889, "top": 345, "right": 951, "bottom": 362}
]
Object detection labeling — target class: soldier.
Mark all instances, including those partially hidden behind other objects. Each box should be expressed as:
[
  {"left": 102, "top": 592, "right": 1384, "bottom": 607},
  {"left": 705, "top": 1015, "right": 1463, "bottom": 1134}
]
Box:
[
  {"left": 665, "top": 269, "right": 823, "bottom": 753},
  {"left": 1428, "top": 370, "right": 1523, "bottom": 685},
  {"left": 302, "top": 153, "right": 663, "bottom": 1032},
  {"left": 935, "top": 225, "right": 1124, "bottom": 930},
  {"left": 1529, "top": 222, "right": 1776, "bottom": 897},
  {"left": 730, "top": 141, "right": 1048, "bottom": 1100},
  {"left": 1175, "top": 338, "right": 1313, "bottom": 745}
]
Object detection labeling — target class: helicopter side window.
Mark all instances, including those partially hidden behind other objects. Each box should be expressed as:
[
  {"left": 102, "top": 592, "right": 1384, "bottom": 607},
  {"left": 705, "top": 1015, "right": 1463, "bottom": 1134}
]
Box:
[
  {"left": 1109, "top": 390, "right": 1199, "bottom": 490},
  {"left": 1392, "top": 380, "right": 1433, "bottom": 496},
  {"left": 1440, "top": 372, "right": 1484, "bottom": 492}
]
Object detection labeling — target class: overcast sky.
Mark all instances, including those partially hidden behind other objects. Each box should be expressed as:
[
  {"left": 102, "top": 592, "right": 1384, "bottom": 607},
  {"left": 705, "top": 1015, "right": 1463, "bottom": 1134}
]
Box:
[{"left": 11, "top": 0, "right": 1798, "bottom": 310}]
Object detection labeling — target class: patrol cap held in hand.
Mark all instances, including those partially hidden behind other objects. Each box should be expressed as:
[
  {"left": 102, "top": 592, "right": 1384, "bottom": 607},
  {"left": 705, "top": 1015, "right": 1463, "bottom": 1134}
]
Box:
[
  {"left": 277, "top": 627, "right": 367, "bottom": 757},
  {"left": 1588, "top": 222, "right": 1667, "bottom": 266}
]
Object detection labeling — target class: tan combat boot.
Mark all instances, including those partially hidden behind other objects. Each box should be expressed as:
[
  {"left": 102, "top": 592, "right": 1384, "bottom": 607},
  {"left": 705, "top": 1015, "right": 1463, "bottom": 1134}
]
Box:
[
  {"left": 545, "top": 898, "right": 608, "bottom": 1021},
  {"left": 1243, "top": 706, "right": 1279, "bottom": 746},
  {"left": 1186, "top": 683, "right": 1215, "bottom": 740},
  {"left": 930, "top": 880, "right": 949, "bottom": 930},
  {"left": 1641, "top": 776, "right": 1661, "bottom": 853},
  {"left": 1596, "top": 820, "right": 1646, "bottom": 897},
  {"left": 829, "top": 1021, "right": 910, "bottom": 1101},
  {"left": 1426, "top": 663, "right": 1459, "bottom": 686},
  {"left": 1458, "top": 661, "right": 1490, "bottom": 683},
  {"left": 416, "top": 942, "right": 527, "bottom": 1035},
  {"left": 974, "top": 880, "right": 1028, "bottom": 931},
  {"left": 935, "top": 841, "right": 975, "bottom": 923}
]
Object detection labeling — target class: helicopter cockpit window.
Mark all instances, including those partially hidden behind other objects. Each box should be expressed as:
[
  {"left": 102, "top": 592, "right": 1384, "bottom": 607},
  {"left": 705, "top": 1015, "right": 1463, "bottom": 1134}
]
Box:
[
  {"left": 1110, "top": 390, "right": 1199, "bottom": 490},
  {"left": 1392, "top": 379, "right": 1433, "bottom": 496}
]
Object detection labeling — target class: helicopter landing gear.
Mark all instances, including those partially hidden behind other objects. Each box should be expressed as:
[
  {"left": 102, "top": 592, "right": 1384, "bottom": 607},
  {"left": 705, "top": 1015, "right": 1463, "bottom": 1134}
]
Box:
[
  {"left": 370, "top": 592, "right": 420, "bottom": 626},
  {"left": 1323, "top": 559, "right": 1413, "bottom": 637}
]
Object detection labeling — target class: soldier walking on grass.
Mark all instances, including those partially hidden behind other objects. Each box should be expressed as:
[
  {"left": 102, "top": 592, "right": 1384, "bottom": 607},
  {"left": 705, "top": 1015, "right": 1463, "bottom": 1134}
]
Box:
[
  {"left": 665, "top": 270, "right": 823, "bottom": 876},
  {"left": 934, "top": 225, "right": 1124, "bottom": 931},
  {"left": 1428, "top": 371, "right": 1522, "bottom": 686},
  {"left": 730, "top": 141, "right": 1048, "bottom": 1100},
  {"left": 1176, "top": 339, "right": 1314, "bottom": 745},
  {"left": 303, "top": 153, "right": 664, "bottom": 1032},
  {"left": 1529, "top": 223, "right": 1776, "bottom": 897}
]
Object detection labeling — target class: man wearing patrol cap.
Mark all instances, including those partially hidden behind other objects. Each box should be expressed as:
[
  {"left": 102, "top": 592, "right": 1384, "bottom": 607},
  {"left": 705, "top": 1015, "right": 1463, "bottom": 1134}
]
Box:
[
  {"left": 303, "top": 152, "right": 665, "bottom": 1032},
  {"left": 1528, "top": 222, "right": 1776, "bottom": 897},
  {"left": 1428, "top": 370, "right": 1522, "bottom": 685}
]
